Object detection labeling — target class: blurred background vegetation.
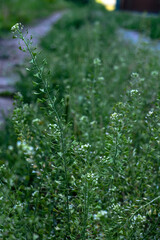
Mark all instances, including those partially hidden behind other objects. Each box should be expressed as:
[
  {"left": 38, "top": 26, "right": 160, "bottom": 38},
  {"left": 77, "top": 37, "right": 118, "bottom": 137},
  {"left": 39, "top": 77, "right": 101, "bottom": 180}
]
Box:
[
  {"left": 1, "top": 0, "right": 160, "bottom": 39},
  {"left": 0, "top": 0, "right": 70, "bottom": 36},
  {"left": 0, "top": 1, "right": 160, "bottom": 239}
]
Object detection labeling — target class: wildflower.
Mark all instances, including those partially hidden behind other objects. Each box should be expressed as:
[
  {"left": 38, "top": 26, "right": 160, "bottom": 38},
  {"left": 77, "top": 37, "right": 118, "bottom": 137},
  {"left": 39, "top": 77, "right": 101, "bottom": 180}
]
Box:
[
  {"left": 93, "top": 58, "right": 101, "bottom": 66},
  {"left": 133, "top": 214, "right": 146, "bottom": 223},
  {"left": 93, "top": 210, "right": 108, "bottom": 220},
  {"left": 113, "top": 65, "right": 119, "bottom": 71},
  {"left": 32, "top": 191, "right": 38, "bottom": 197},
  {"left": 8, "top": 145, "right": 13, "bottom": 151},
  {"left": 98, "top": 76, "right": 104, "bottom": 81},
  {"left": 147, "top": 110, "right": 154, "bottom": 117},
  {"left": 151, "top": 71, "right": 158, "bottom": 77},
  {"left": 130, "top": 89, "right": 140, "bottom": 97},
  {"left": 32, "top": 118, "right": 41, "bottom": 124},
  {"left": 90, "top": 121, "right": 97, "bottom": 126},
  {"left": 110, "top": 112, "right": 122, "bottom": 120},
  {"left": 80, "top": 115, "right": 88, "bottom": 122},
  {"left": 69, "top": 204, "right": 74, "bottom": 210},
  {"left": 11, "top": 23, "right": 23, "bottom": 33},
  {"left": 131, "top": 72, "right": 139, "bottom": 78},
  {"left": 112, "top": 203, "right": 121, "bottom": 211},
  {"left": 17, "top": 141, "right": 21, "bottom": 147},
  {"left": 17, "top": 140, "right": 35, "bottom": 155},
  {"left": 81, "top": 143, "right": 91, "bottom": 149}
]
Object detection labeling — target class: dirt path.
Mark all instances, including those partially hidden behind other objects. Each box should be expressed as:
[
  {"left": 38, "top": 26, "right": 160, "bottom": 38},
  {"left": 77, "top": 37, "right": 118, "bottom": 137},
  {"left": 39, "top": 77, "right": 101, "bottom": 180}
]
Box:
[
  {"left": 118, "top": 28, "right": 160, "bottom": 51},
  {"left": 0, "top": 11, "right": 63, "bottom": 125}
]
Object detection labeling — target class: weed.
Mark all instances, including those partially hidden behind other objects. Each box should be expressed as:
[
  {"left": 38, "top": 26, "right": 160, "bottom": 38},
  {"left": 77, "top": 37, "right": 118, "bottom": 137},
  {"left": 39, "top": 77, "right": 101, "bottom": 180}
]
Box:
[{"left": 0, "top": 6, "right": 160, "bottom": 239}]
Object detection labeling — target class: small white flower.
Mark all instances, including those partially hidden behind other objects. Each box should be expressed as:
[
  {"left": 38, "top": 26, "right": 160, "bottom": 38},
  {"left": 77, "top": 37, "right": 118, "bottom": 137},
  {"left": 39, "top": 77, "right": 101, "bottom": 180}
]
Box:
[
  {"left": 80, "top": 116, "right": 88, "bottom": 122},
  {"left": 81, "top": 143, "right": 91, "bottom": 149},
  {"left": 130, "top": 89, "right": 140, "bottom": 97},
  {"left": 151, "top": 71, "right": 158, "bottom": 77},
  {"left": 32, "top": 118, "right": 41, "bottom": 124},
  {"left": 93, "top": 58, "right": 101, "bottom": 66},
  {"left": 32, "top": 191, "right": 38, "bottom": 197},
  {"left": 94, "top": 210, "right": 108, "bottom": 220},
  {"left": 133, "top": 214, "right": 146, "bottom": 223},
  {"left": 13, "top": 201, "right": 24, "bottom": 209},
  {"left": 17, "top": 141, "right": 21, "bottom": 147},
  {"left": 69, "top": 204, "right": 74, "bottom": 210},
  {"left": 113, "top": 65, "right": 119, "bottom": 71},
  {"left": 112, "top": 203, "right": 121, "bottom": 211},
  {"left": 8, "top": 145, "right": 13, "bottom": 151},
  {"left": 148, "top": 110, "right": 153, "bottom": 116},
  {"left": 98, "top": 76, "right": 104, "bottom": 81},
  {"left": 110, "top": 112, "right": 118, "bottom": 120},
  {"left": 131, "top": 72, "right": 139, "bottom": 78},
  {"left": 110, "top": 112, "right": 122, "bottom": 120},
  {"left": 11, "top": 23, "right": 23, "bottom": 32},
  {"left": 17, "top": 140, "right": 35, "bottom": 155}
]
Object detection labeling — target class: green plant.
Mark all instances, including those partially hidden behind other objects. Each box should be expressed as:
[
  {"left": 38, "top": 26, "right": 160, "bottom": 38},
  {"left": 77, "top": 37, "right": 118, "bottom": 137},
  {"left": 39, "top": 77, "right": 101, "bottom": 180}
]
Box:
[{"left": 0, "top": 6, "right": 160, "bottom": 239}]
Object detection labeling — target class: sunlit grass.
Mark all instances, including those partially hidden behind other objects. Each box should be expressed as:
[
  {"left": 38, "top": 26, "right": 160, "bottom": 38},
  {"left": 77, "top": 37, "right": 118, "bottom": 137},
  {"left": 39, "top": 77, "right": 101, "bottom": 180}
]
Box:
[{"left": 96, "top": 0, "right": 116, "bottom": 11}]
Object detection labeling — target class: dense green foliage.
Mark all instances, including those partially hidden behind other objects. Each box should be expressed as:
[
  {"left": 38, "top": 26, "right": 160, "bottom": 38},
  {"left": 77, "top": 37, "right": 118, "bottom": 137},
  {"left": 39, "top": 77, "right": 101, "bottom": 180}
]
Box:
[
  {"left": 66, "top": 0, "right": 91, "bottom": 4},
  {"left": 0, "top": 5, "right": 160, "bottom": 239},
  {"left": 2, "top": 0, "right": 160, "bottom": 39},
  {"left": 0, "top": 0, "right": 69, "bottom": 36},
  {"left": 115, "top": 11, "right": 160, "bottom": 39}
]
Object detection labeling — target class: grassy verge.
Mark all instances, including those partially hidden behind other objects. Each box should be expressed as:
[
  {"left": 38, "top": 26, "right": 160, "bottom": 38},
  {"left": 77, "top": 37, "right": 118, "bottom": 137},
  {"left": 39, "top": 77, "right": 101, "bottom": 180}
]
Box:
[
  {"left": 0, "top": 0, "right": 71, "bottom": 37},
  {"left": 115, "top": 11, "right": 160, "bottom": 39},
  {"left": 0, "top": 4, "right": 160, "bottom": 239}
]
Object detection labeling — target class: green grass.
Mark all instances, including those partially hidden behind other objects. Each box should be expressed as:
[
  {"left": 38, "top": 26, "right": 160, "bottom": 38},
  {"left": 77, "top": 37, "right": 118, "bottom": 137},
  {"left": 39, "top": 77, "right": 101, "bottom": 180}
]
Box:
[
  {"left": 0, "top": 0, "right": 71, "bottom": 37},
  {"left": 0, "top": 4, "right": 160, "bottom": 239},
  {"left": 1, "top": 0, "right": 160, "bottom": 39},
  {"left": 114, "top": 11, "right": 160, "bottom": 39}
]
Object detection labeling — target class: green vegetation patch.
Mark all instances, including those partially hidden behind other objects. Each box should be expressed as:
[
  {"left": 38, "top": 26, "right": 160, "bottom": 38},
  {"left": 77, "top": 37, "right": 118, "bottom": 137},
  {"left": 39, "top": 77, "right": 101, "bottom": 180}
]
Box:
[
  {"left": 115, "top": 11, "right": 160, "bottom": 39},
  {"left": 0, "top": 5, "right": 160, "bottom": 239},
  {"left": 0, "top": 0, "right": 70, "bottom": 37}
]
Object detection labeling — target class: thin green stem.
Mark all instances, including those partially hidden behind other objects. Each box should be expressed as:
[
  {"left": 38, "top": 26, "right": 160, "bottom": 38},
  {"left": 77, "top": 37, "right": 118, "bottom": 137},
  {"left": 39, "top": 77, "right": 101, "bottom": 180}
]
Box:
[
  {"left": 18, "top": 30, "right": 71, "bottom": 235},
  {"left": 119, "top": 195, "right": 160, "bottom": 233}
]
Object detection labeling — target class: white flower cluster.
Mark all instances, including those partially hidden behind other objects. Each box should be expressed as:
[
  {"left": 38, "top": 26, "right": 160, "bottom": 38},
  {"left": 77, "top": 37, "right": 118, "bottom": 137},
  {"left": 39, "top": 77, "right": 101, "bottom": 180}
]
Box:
[
  {"left": 131, "top": 72, "right": 139, "bottom": 78},
  {"left": 32, "top": 191, "right": 39, "bottom": 197},
  {"left": 13, "top": 201, "right": 25, "bottom": 210},
  {"left": 79, "top": 143, "right": 91, "bottom": 152},
  {"left": 11, "top": 23, "right": 23, "bottom": 32},
  {"left": 147, "top": 109, "right": 154, "bottom": 117},
  {"left": 86, "top": 172, "right": 98, "bottom": 184},
  {"left": 133, "top": 214, "right": 146, "bottom": 223},
  {"left": 80, "top": 115, "right": 88, "bottom": 122},
  {"left": 80, "top": 143, "right": 91, "bottom": 150},
  {"left": 130, "top": 89, "right": 140, "bottom": 97},
  {"left": 110, "top": 112, "right": 122, "bottom": 121},
  {"left": 32, "top": 118, "right": 41, "bottom": 124},
  {"left": 98, "top": 76, "right": 104, "bottom": 81},
  {"left": 93, "top": 58, "right": 101, "bottom": 66},
  {"left": 8, "top": 145, "right": 14, "bottom": 151},
  {"left": 151, "top": 71, "right": 159, "bottom": 77},
  {"left": 17, "top": 140, "right": 35, "bottom": 156},
  {"left": 113, "top": 65, "right": 119, "bottom": 71},
  {"left": 112, "top": 203, "right": 121, "bottom": 211},
  {"left": 0, "top": 164, "right": 6, "bottom": 171},
  {"left": 69, "top": 204, "right": 74, "bottom": 210},
  {"left": 93, "top": 210, "right": 108, "bottom": 220}
]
